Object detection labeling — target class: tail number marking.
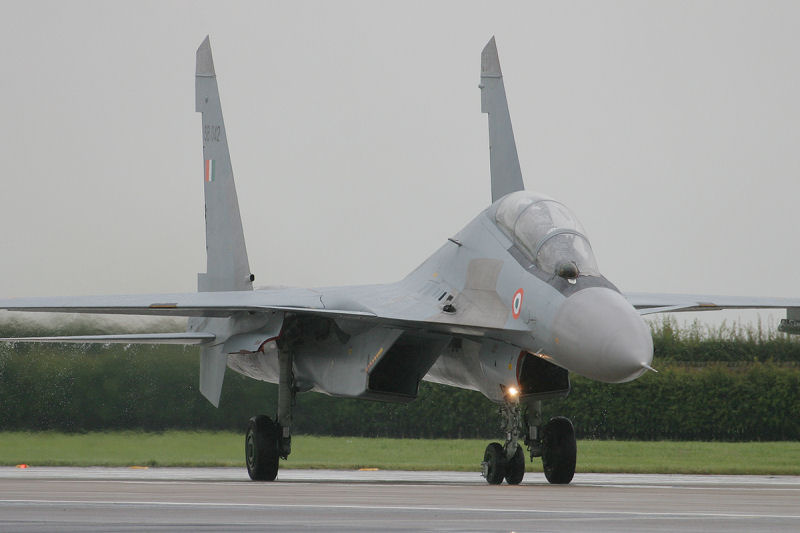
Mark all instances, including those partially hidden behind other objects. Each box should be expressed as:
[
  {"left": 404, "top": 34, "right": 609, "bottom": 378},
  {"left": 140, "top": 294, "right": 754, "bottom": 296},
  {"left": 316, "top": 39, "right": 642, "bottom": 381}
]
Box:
[{"left": 203, "top": 124, "right": 221, "bottom": 143}]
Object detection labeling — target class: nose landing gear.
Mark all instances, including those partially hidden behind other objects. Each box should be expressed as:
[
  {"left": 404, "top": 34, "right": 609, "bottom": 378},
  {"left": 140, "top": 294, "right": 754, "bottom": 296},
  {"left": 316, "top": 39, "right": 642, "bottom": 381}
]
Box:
[
  {"left": 481, "top": 397, "right": 576, "bottom": 485},
  {"left": 481, "top": 391, "right": 526, "bottom": 485},
  {"left": 482, "top": 442, "right": 506, "bottom": 485}
]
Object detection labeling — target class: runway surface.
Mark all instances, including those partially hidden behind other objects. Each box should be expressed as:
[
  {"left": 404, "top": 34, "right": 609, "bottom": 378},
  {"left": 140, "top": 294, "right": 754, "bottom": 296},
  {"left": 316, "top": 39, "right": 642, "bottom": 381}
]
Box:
[{"left": 1, "top": 467, "right": 799, "bottom": 532}]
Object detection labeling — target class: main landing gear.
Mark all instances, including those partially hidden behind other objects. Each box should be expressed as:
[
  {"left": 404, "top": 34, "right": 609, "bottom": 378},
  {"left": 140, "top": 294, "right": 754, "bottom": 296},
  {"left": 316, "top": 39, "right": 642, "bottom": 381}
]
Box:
[
  {"left": 539, "top": 416, "right": 577, "bottom": 484},
  {"left": 481, "top": 397, "right": 576, "bottom": 485},
  {"left": 246, "top": 350, "right": 295, "bottom": 481},
  {"left": 246, "top": 415, "right": 280, "bottom": 481}
]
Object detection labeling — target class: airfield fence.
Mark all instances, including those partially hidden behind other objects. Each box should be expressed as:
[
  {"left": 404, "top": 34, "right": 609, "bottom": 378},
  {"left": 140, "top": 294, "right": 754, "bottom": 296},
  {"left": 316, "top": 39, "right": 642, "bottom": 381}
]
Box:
[{"left": 0, "top": 319, "right": 798, "bottom": 440}]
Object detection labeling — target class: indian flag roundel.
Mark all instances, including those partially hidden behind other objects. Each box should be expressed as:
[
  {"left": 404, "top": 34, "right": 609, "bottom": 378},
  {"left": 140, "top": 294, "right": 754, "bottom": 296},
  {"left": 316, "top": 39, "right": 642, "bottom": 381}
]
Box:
[{"left": 512, "top": 288, "right": 524, "bottom": 319}]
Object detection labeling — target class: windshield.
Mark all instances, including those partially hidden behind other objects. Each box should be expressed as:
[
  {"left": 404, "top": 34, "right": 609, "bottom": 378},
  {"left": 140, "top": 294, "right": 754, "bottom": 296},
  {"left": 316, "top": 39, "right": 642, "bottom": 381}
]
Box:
[{"left": 495, "top": 191, "right": 599, "bottom": 276}]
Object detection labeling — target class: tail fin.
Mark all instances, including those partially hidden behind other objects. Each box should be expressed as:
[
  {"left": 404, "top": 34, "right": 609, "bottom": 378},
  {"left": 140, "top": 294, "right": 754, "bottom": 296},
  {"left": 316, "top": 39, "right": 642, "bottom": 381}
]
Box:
[
  {"left": 194, "top": 36, "right": 251, "bottom": 407},
  {"left": 480, "top": 37, "right": 525, "bottom": 202},
  {"left": 195, "top": 36, "right": 253, "bottom": 293}
]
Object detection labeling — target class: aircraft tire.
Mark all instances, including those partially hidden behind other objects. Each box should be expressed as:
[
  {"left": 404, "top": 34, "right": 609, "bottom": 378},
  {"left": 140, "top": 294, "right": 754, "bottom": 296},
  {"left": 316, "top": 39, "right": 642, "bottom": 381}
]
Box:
[
  {"left": 483, "top": 442, "right": 506, "bottom": 485},
  {"left": 504, "top": 445, "right": 525, "bottom": 485},
  {"left": 541, "top": 416, "right": 576, "bottom": 484},
  {"left": 245, "top": 415, "right": 280, "bottom": 481}
]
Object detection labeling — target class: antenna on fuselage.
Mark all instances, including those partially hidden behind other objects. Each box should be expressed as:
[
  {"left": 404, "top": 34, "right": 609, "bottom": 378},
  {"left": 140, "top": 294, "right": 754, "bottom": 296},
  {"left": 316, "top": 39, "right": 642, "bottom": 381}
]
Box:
[{"left": 480, "top": 37, "right": 525, "bottom": 203}]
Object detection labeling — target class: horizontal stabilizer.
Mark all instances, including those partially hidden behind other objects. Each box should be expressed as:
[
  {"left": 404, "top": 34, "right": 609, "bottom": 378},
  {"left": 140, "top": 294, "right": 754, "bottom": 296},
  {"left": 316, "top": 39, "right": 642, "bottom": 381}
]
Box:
[{"left": 0, "top": 332, "right": 216, "bottom": 345}]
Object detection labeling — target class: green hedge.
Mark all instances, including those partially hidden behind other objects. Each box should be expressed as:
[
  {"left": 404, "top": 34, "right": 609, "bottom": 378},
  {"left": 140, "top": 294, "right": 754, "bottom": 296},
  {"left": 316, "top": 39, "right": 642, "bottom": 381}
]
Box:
[
  {"left": 0, "top": 343, "right": 498, "bottom": 437},
  {"left": 2, "top": 315, "right": 800, "bottom": 440},
  {"left": 649, "top": 317, "right": 800, "bottom": 363},
  {"left": 1, "top": 341, "right": 799, "bottom": 440},
  {"left": 547, "top": 366, "right": 800, "bottom": 441}
]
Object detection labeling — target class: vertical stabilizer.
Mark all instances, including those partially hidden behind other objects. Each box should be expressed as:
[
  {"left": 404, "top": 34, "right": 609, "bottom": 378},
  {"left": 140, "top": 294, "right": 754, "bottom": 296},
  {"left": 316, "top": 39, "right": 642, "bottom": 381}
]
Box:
[
  {"left": 194, "top": 36, "right": 252, "bottom": 406},
  {"left": 195, "top": 36, "right": 253, "bottom": 293},
  {"left": 481, "top": 37, "right": 525, "bottom": 202}
]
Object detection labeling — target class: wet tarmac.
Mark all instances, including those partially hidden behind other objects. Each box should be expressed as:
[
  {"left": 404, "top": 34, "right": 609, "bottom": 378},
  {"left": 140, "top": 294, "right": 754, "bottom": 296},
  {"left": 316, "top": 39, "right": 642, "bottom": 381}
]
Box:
[{"left": 1, "top": 467, "right": 798, "bottom": 532}]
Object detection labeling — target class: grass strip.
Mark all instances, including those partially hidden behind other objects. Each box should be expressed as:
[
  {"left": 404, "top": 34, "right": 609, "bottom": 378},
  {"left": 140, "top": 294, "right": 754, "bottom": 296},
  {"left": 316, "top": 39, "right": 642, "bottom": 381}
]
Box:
[{"left": 1, "top": 432, "right": 798, "bottom": 475}]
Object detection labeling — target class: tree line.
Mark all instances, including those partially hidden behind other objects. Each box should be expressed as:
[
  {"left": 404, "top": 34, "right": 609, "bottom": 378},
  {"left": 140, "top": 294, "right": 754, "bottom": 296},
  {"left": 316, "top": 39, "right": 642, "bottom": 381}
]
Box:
[{"left": 0, "top": 320, "right": 798, "bottom": 440}]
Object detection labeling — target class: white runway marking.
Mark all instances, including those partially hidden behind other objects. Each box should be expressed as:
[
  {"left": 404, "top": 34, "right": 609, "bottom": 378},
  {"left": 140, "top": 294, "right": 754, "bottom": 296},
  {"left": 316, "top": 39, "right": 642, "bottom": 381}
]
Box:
[
  {"left": 2, "top": 498, "right": 800, "bottom": 520},
  {"left": 2, "top": 466, "right": 800, "bottom": 486}
]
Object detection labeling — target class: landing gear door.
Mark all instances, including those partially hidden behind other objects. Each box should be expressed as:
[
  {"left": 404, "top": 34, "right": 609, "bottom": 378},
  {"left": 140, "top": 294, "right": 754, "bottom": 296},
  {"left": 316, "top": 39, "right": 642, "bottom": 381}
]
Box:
[{"left": 478, "top": 340, "right": 523, "bottom": 395}]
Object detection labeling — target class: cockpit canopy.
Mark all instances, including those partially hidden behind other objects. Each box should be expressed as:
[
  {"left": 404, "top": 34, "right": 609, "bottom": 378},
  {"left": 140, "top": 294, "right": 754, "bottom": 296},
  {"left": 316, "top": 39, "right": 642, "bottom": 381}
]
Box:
[{"left": 495, "top": 191, "right": 599, "bottom": 276}]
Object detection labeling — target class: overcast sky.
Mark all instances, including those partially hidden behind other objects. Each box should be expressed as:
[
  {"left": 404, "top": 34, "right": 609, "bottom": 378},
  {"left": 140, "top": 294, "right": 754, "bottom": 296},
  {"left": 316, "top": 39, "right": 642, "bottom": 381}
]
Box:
[{"left": 1, "top": 1, "right": 798, "bottom": 330}]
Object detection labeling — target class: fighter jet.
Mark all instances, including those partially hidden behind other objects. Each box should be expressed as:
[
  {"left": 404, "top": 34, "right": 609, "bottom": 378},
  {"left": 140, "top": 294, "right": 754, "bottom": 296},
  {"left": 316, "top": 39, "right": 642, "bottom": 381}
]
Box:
[{"left": 3, "top": 36, "right": 800, "bottom": 485}]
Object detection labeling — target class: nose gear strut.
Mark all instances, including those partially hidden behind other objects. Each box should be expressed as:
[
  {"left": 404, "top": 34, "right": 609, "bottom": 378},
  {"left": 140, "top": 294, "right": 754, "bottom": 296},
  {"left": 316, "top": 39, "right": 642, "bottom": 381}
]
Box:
[
  {"left": 481, "top": 396, "right": 577, "bottom": 485},
  {"left": 481, "top": 391, "right": 525, "bottom": 485}
]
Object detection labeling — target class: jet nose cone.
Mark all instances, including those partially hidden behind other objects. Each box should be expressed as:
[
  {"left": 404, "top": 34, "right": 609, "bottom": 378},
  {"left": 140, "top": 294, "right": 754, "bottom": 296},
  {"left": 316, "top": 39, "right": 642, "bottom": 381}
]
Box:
[{"left": 551, "top": 287, "right": 653, "bottom": 383}]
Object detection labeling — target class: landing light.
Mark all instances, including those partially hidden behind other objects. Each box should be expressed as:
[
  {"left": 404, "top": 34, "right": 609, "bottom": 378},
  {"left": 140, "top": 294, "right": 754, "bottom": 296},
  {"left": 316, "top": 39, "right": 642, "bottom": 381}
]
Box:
[{"left": 507, "top": 386, "right": 519, "bottom": 397}]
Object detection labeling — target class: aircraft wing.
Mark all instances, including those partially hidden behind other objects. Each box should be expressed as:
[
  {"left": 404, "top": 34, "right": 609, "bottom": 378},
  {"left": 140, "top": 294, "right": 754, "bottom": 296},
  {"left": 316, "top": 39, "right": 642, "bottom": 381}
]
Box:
[
  {"left": 626, "top": 292, "right": 800, "bottom": 315},
  {"left": 0, "top": 289, "right": 375, "bottom": 320},
  {"left": 0, "top": 332, "right": 217, "bottom": 344},
  {"left": 6, "top": 288, "right": 798, "bottom": 332},
  {"left": 0, "top": 284, "right": 530, "bottom": 341}
]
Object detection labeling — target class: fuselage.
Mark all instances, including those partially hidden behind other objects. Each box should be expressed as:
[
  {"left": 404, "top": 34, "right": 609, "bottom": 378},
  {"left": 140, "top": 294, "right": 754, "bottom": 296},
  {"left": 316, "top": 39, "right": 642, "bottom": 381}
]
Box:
[
  {"left": 419, "top": 189, "right": 654, "bottom": 397},
  {"left": 227, "top": 190, "right": 654, "bottom": 404}
]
